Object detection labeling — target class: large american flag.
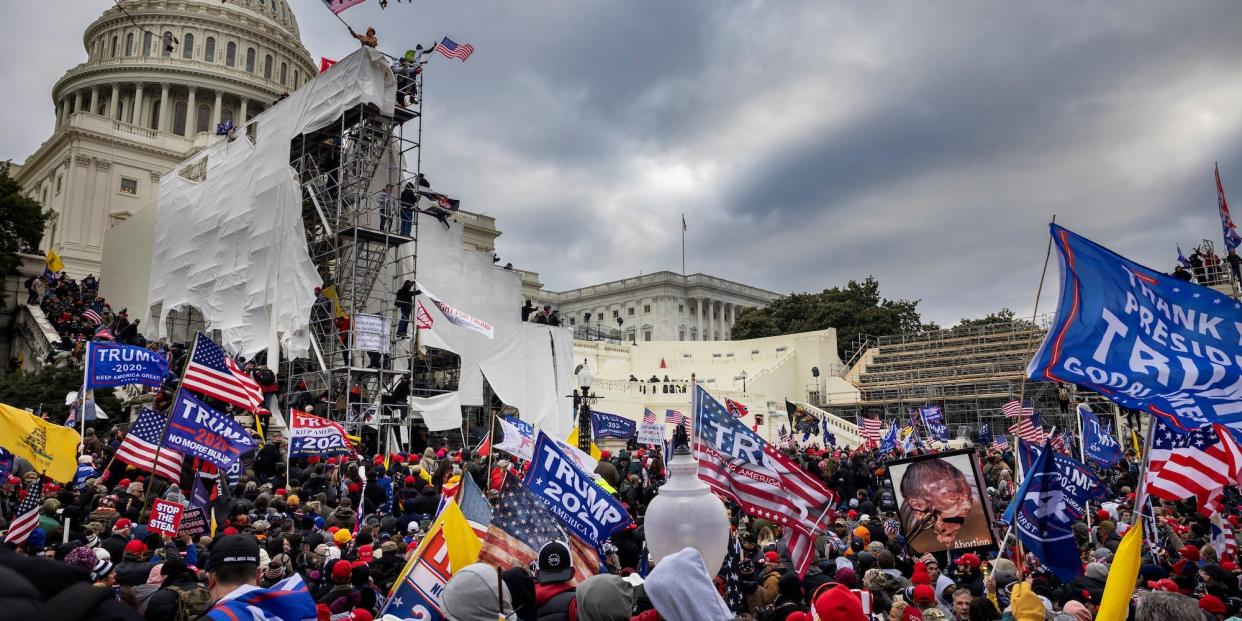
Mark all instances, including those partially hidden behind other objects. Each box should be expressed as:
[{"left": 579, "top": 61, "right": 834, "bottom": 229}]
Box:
[
  {"left": 1009, "top": 417, "right": 1047, "bottom": 444},
  {"left": 859, "top": 417, "right": 883, "bottom": 442},
  {"left": 1146, "top": 419, "right": 1242, "bottom": 516},
  {"left": 4, "top": 475, "right": 43, "bottom": 544},
  {"left": 642, "top": 408, "right": 657, "bottom": 424},
  {"left": 183, "top": 334, "right": 266, "bottom": 414},
  {"left": 115, "top": 408, "right": 184, "bottom": 481},
  {"left": 664, "top": 409, "right": 685, "bottom": 426},
  {"left": 994, "top": 435, "right": 1009, "bottom": 449},
  {"left": 478, "top": 475, "right": 598, "bottom": 584},
  {"left": 82, "top": 309, "right": 102, "bottom": 325},
  {"left": 693, "top": 385, "right": 834, "bottom": 577},
  {"left": 1001, "top": 400, "right": 1035, "bottom": 418},
  {"left": 434, "top": 37, "right": 475, "bottom": 62}
]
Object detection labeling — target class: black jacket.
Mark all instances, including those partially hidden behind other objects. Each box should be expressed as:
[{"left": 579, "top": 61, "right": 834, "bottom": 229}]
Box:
[{"left": 143, "top": 574, "right": 206, "bottom": 621}]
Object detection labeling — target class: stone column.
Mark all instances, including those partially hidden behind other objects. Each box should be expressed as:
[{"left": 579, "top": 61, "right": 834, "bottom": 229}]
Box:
[
  {"left": 185, "top": 87, "right": 197, "bottom": 136},
  {"left": 211, "top": 90, "right": 223, "bottom": 128},
  {"left": 107, "top": 83, "right": 119, "bottom": 120},
  {"left": 131, "top": 82, "right": 145, "bottom": 124},
  {"left": 158, "top": 83, "right": 170, "bottom": 132},
  {"left": 89, "top": 86, "right": 99, "bottom": 115},
  {"left": 238, "top": 98, "right": 248, "bottom": 125},
  {"left": 73, "top": 90, "right": 83, "bottom": 116}
]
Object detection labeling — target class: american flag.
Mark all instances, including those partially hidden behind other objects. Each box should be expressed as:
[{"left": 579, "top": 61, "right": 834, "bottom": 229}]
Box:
[
  {"left": 725, "top": 398, "right": 749, "bottom": 418},
  {"left": 642, "top": 408, "right": 657, "bottom": 424},
  {"left": 664, "top": 409, "right": 684, "bottom": 426},
  {"left": 719, "top": 534, "right": 746, "bottom": 614},
  {"left": 994, "top": 435, "right": 1009, "bottom": 449},
  {"left": 478, "top": 475, "right": 598, "bottom": 584},
  {"left": 94, "top": 325, "right": 114, "bottom": 341},
  {"left": 1001, "top": 399, "right": 1035, "bottom": 418},
  {"left": 115, "top": 408, "right": 184, "bottom": 481},
  {"left": 778, "top": 425, "right": 793, "bottom": 449},
  {"left": 1051, "top": 431, "right": 1070, "bottom": 455},
  {"left": 1146, "top": 419, "right": 1242, "bottom": 516},
  {"left": 458, "top": 472, "right": 492, "bottom": 540},
  {"left": 183, "top": 334, "right": 266, "bottom": 414},
  {"left": 693, "top": 385, "right": 834, "bottom": 577},
  {"left": 1009, "top": 417, "right": 1047, "bottom": 444},
  {"left": 1213, "top": 513, "right": 1239, "bottom": 561},
  {"left": 434, "top": 37, "right": 475, "bottom": 62},
  {"left": 82, "top": 309, "right": 102, "bottom": 325},
  {"left": 859, "top": 417, "right": 883, "bottom": 442},
  {"left": 4, "top": 475, "right": 43, "bottom": 544}
]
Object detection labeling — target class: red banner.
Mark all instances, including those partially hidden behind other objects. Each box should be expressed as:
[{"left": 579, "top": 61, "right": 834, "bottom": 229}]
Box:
[{"left": 319, "top": 57, "right": 338, "bottom": 73}]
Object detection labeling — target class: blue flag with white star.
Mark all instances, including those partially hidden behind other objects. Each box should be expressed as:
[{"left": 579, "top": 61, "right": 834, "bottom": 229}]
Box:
[
  {"left": 1028, "top": 224, "right": 1242, "bottom": 431},
  {"left": 1005, "top": 440, "right": 1093, "bottom": 581}
]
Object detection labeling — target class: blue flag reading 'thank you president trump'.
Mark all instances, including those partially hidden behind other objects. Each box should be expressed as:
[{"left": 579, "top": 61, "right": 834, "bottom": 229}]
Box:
[{"left": 1028, "top": 224, "right": 1242, "bottom": 430}]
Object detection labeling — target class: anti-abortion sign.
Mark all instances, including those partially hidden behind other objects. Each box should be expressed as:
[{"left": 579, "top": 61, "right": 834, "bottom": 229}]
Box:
[
  {"left": 591, "top": 411, "right": 636, "bottom": 440},
  {"left": 637, "top": 422, "right": 665, "bottom": 446},
  {"left": 166, "top": 391, "right": 257, "bottom": 471},
  {"left": 177, "top": 507, "right": 209, "bottom": 538},
  {"left": 1029, "top": 224, "right": 1242, "bottom": 430},
  {"left": 289, "top": 410, "right": 353, "bottom": 456},
  {"left": 148, "top": 499, "right": 184, "bottom": 536},
  {"left": 85, "top": 342, "right": 169, "bottom": 389},
  {"left": 524, "top": 431, "right": 632, "bottom": 546}
]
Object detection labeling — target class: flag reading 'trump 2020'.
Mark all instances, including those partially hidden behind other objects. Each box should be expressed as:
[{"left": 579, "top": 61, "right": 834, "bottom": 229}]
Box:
[
  {"left": 1028, "top": 224, "right": 1242, "bottom": 430},
  {"left": 524, "top": 430, "right": 631, "bottom": 547}
]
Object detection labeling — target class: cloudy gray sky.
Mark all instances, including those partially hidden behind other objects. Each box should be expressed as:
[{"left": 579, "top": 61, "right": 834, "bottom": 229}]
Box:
[{"left": 5, "top": 1, "right": 1242, "bottom": 326}]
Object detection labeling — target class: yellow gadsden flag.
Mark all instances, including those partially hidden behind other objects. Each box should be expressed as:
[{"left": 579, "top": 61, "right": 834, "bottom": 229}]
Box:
[
  {"left": 45, "top": 249, "right": 63, "bottom": 273},
  {"left": 1096, "top": 519, "right": 1143, "bottom": 621},
  {"left": 0, "top": 403, "right": 81, "bottom": 483}
]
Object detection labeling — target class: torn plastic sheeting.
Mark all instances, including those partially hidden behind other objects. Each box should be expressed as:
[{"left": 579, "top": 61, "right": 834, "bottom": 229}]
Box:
[{"left": 410, "top": 391, "right": 464, "bottom": 432}]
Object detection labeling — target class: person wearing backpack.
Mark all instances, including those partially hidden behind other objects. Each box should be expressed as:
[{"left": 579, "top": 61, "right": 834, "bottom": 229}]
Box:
[
  {"left": 758, "top": 574, "right": 808, "bottom": 621},
  {"left": 142, "top": 558, "right": 211, "bottom": 621}
]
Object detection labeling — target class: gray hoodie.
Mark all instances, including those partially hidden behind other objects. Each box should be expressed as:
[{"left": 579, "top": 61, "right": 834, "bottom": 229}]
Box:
[
  {"left": 442, "top": 563, "right": 517, "bottom": 621},
  {"left": 644, "top": 548, "right": 731, "bottom": 621},
  {"left": 576, "top": 575, "right": 634, "bottom": 621}
]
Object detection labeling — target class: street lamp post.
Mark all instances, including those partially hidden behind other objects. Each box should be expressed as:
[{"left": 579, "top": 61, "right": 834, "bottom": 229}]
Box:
[
  {"left": 644, "top": 422, "right": 730, "bottom": 575},
  {"left": 575, "top": 363, "right": 595, "bottom": 453}
]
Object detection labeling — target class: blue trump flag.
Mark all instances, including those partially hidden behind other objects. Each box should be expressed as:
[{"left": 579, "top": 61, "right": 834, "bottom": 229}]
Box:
[
  {"left": 525, "top": 430, "right": 632, "bottom": 547},
  {"left": 1012, "top": 440, "right": 1107, "bottom": 507},
  {"left": 1028, "top": 224, "right": 1242, "bottom": 430},
  {"left": 979, "top": 423, "right": 993, "bottom": 445},
  {"left": 85, "top": 341, "right": 169, "bottom": 389},
  {"left": 879, "top": 425, "right": 898, "bottom": 455},
  {"left": 1078, "top": 404, "right": 1122, "bottom": 469},
  {"left": 921, "top": 405, "right": 949, "bottom": 442},
  {"left": 166, "top": 390, "right": 257, "bottom": 472},
  {"left": 590, "top": 411, "right": 636, "bottom": 440},
  {"left": 1004, "top": 441, "right": 1093, "bottom": 581}
]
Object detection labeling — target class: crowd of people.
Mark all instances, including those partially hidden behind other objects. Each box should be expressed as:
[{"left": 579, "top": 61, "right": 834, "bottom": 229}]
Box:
[{"left": 0, "top": 396, "right": 1237, "bottom": 621}]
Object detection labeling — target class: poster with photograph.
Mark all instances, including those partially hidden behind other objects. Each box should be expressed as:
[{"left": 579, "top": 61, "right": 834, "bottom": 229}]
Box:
[{"left": 886, "top": 449, "right": 997, "bottom": 554}]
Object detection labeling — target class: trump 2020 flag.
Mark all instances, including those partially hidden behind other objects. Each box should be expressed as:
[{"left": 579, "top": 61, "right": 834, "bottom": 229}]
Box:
[
  {"left": 524, "top": 430, "right": 632, "bottom": 547},
  {"left": 1078, "top": 404, "right": 1122, "bottom": 469},
  {"left": 289, "top": 410, "right": 352, "bottom": 456},
  {"left": 1028, "top": 224, "right": 1242, "bottom": 431},
  {"left": 165, "top": 391, "right": 256, "bottom": 472},
  {"left": 85, "top": 342, "right": 169, "bottom": 389},
  {"left": 590, "top": 411, "right": 636, "bottom": 440},
  {"left": 1005, "top": 440, "right": 1094, "bottom": 581},
  {"left": 879, "top": 424, "right": 898, "bottom": 455},
  {"left": 920, "top": 405, "right": 949, "bottom": 442}
]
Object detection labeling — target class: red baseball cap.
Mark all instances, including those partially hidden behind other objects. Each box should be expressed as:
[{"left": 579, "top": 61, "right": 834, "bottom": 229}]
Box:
[
  {"left": 764, "top": 551, "right": 780, "bottom": 564},
  {"left": 1147, "top": 579, "right": 1179, "bottom": 592},
  {"left": 913, "top": 584, "right": 936, "bottom": 606},
  {"left": 118, "top": 478, "right": 131, "bottom": 487},
  {"left": 1201, "top": 594, "right": 1227, "bottom": 615},
  {"left": 954, "top": 553, "right": 982, "bottom": 568},
  {"left": 113, "top": 518, "right": 131, "bottom": 529},
  {"left": 124, "top": 540, "right": 147, "bottom": 555},
  {"left": 331, "top": 559, "right": 352, "bottom": 581}
]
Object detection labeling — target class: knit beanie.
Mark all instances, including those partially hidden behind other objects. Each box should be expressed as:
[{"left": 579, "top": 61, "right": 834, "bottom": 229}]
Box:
[{"left": 812, "top": 584, "right": 866, "bottom": 621}]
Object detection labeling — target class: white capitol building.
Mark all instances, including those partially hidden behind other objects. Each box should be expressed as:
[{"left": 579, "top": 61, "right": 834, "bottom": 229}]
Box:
[{"left": 13, "top": 0, "right": 316, "bottom": 275}]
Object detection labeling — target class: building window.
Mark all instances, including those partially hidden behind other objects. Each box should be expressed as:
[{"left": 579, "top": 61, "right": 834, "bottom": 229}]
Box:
[
  {"left": 162, "top": 31, "right": 174, "bottom": 56},
  {"left": 612, "top": 310, "right": 619, "bottom": 318},
  {"left": 182, "top": 33, "right": 194, "bottom": 59},
  {"left": 173, "top": 101, "right": 187, "bottom": 135},
  {"left": 569, "top": 318, "right": 576, "bottom": 326},
  {"left": 149, "top": 100, "right": 160, "bottom": 129},
  {"left": 293, "top": 69, "right": 300, "bottom": 88},
  {"left": 678, "top": 304, "right": 684, "bottom": 313},
  {"left": 226, "top": 42, "right": 236, "bottom": 66},
  {"left": 263, "top": 54, "right": 273, "bottom": 79},
  {"left": 143, "top": 31, "right": 152, "bottom": 56},
  {"left": 280, "top": 62, "right": 287, "bottom": 85},
  {"left": 55, "top": 175, "right": 62, "bottom": 194},
  {"left": 679, "top": 327, "right": 686, "bottom": 341},
  {"left": 221, "top": 107, "right": 233, "bottom": 123},
  {"left": 204, "top": 37, "right": 215, "bottom": 62},
  {"left": 42, "top": 189, "right": 47, "bottom": 205},
  {"left": 111, "top": 35, "right": 118, "bottom": 57},
  {"left": 644, "top": 330, "right": 652, "bottom": 341},
  {"left": 196, "top": 103, "right": 210, "bottom": 133},
  {"left": 643, "top": 304, "right": 651, "bottom": 313},
  {"left": 627, "top": 307, "right": 635, "bottom": 316},
  {"left": 245, "top": 48, "right": 255, "bottom": 72},
  {"left": 119, "top": 177, "right": 137, "bottom": 196}
]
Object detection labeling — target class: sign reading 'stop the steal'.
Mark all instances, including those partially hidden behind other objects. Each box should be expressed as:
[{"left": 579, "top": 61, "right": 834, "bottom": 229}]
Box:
[{"left": 524, "top": 431, "right": 631, "bottom": 546}]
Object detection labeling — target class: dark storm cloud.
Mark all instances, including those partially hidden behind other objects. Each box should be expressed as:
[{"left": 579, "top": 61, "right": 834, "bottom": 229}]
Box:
[{"left": 7, "top": 1, "right": 1242, "bottom": 326}]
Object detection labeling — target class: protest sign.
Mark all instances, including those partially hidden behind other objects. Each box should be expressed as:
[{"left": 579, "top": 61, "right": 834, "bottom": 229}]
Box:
[
  {"left": 165, "top": 391, "right": 256, "bottom": 471},
  {"left": 148, "top": 499, "right": 183, "bottom": 536},
  {"left": 590, "top": 411, "right": 636, "bottom": 439},
  {"left": 524, "top": 431, "right": 632, "bottom": 546},
  {"left": 86, "top": 342, "right": 169, "bottom": 389},
  {"left": 637, "top": 422, "right": 665, "bottom": 446},
  {"left": 177, "top": 507, "right": 209, "bottom": 538}
]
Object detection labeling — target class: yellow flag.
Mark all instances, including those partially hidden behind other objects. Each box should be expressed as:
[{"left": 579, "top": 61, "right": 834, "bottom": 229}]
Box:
[
  {"left": 439, "top": 499, "right": 482, "bottom": 573},
  {"left": 1131, "top": 429, "right": 1142, "bottom": 459},
  {"left": 45, "top": 249, "right": 63, "bottom": 273},
  {"left": 322, "top": 285, "right": 346, "bottom": 318},
  {"left": 0, "top": 403, "right": 81, "bottom": 483},
  {"left": 1096, "top": 520, "right": 1143, "bottom": 621},
  {"left": 565, "top": 428, "right": 602, "bottom": 460}
]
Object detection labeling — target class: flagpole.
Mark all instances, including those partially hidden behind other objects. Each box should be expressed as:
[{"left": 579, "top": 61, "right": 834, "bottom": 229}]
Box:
[
  {"left": 141, "top": 331, "right": 202, "bottom": 517},
  {"left": 681, "top": 213, "right": 686, "bottom": 275},
  {"left": 80, "top": 342, "right": 90, "bottom": 446},
  {"left": 1075, "top": 405, "right": 1094, "bottom": 532}
]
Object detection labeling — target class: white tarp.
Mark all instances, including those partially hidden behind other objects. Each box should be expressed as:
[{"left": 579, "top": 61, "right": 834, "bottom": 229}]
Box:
[
  {"left": 144, "top": 48, "right": 396, "bottom": 358},
  {"left": 410, "top": 391, "right": 464, "bottom": 433}
]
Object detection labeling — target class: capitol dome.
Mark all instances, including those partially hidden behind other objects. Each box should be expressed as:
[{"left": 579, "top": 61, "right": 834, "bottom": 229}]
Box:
[{"left": 19, "top": 0, "right": 319, "bottom": 274}]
